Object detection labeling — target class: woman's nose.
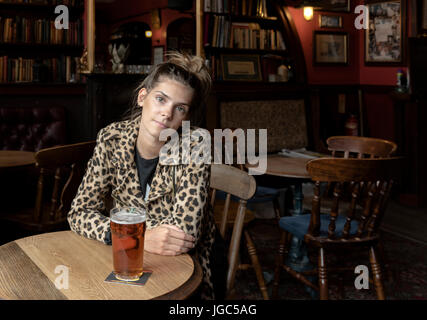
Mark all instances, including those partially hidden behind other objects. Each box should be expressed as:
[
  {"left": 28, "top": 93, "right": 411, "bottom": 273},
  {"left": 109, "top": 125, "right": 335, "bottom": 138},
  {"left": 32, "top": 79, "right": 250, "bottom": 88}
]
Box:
[{"left": 161, "top": 104, "right": 173, "bottom": 119}]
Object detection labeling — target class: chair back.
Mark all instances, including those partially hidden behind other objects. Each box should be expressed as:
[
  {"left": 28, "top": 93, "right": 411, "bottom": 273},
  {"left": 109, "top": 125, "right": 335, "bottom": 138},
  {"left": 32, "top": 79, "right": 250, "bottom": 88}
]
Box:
[
  {"left": 33, "top": 141, "right": 96, "bottom": 229},
  {"left": 210, "top": 164, "right": 256, "bottom": 237},
  {"left": 327, "top": 136, "right": 397, "bottom": 159},
  {"left": 305, "top": 157, "right": 401, "bottom": 246},
  {"left": 210, "top": 164, "right": 256, "bottom": 291}
]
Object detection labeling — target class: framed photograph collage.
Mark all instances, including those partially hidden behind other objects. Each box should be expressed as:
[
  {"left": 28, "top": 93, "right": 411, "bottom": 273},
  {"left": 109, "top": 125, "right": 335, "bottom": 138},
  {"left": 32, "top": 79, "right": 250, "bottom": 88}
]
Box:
[{"left": 365, "top": 0, "right": 406, "bottom": 65}]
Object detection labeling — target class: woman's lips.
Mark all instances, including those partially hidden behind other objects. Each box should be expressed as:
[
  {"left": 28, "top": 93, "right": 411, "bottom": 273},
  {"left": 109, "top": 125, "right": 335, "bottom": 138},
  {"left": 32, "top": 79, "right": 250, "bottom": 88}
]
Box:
[{"left": 154, "top": 120, "right": 168, "bottom": 129}]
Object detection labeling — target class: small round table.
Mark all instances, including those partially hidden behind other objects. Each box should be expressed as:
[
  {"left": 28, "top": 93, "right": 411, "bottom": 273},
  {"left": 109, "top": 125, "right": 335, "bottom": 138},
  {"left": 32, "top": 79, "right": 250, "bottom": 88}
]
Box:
[
  {"left": 0, "top": 231, "right": 202, "bottom": 300},
  {"left": 0, "top": 150, "right": 35, "bottom": 169}
]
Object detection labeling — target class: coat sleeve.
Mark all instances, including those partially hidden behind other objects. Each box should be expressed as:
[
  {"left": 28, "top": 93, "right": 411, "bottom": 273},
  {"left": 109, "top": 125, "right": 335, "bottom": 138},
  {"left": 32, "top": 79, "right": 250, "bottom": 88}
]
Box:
[
  {"left": 67, "top": 128, "right": 112, "bottom": 244},
  {"left": 168, "top": 161, "right": 211, "bottom": 243},
  {"left": 163, "top": 131, "right": 212, "bottom": 243}
]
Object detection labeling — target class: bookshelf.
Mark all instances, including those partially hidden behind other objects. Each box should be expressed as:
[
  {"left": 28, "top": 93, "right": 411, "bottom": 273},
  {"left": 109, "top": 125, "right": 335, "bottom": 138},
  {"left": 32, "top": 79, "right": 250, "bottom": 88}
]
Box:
[
  {"left": 0, "top": 0, "right": 84, "bottom": 85},
  {"left": 202, "top": 0, "right": 304, "bottom": 84}
]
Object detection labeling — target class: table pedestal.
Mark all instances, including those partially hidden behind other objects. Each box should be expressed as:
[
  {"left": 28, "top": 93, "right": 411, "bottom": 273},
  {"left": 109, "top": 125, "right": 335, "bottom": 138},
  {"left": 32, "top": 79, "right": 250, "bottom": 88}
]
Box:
[{"left": 284, "top": 182, "right": 318, "bottom": 299}]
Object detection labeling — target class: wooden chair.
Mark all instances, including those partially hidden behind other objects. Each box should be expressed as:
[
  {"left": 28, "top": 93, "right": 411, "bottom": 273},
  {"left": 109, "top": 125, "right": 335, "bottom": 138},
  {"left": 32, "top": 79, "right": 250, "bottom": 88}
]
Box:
[
  {"left": 210, "top": 163, "right": 269, "bottom": 300},
  {"left": 272, "top": 157, "right": 402, "bottom": 300},
  {"left": 327, "top": 136, "right": 397, "bottom": 159},
  {"left": 0, "top": 141, "right": 96, "bottom": 236},
  {"left": 303, "top": 136, "right": 397, "bottom": 214},
  {"left": 326, "top": 136, "right": 398, "bottom": 284}
]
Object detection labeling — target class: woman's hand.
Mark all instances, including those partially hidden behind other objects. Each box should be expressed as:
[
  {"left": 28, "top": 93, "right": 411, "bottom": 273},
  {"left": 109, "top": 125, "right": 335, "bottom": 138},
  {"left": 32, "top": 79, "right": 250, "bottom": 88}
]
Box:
[{"left": 144, "top": 224, "right": 195, "bottom": 256}]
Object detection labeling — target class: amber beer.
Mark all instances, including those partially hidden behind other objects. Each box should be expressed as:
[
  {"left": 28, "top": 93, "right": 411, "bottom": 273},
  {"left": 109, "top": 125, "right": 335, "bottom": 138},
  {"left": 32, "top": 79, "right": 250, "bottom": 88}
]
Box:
[{"left": 110, "top": 207, "right": 146, "bottom": 281}]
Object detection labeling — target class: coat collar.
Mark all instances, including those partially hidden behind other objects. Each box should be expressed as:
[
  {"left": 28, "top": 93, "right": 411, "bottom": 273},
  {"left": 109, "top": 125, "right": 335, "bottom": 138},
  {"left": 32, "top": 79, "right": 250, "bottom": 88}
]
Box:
[{"left": 105, "top": 116, "right": 174, "bottom": 207}]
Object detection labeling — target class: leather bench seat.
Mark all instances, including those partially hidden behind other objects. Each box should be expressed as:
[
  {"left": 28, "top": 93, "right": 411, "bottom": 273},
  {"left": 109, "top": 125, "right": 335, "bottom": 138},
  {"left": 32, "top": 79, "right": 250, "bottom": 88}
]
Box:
[{"left": 0, "top": 106, "right": 66, "bottom": 151}]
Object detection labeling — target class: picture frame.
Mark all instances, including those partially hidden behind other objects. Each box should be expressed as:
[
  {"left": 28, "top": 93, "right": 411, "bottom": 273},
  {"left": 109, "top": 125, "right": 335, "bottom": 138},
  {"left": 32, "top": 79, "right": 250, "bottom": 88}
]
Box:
[
  {"left": 365, "top": 0, "right": 406, "bottom": 65},
  {"left": 313, "top": 31, "right": 349, "bottom": 65},
  {"left": 312, "top": 0, "right": 351, "bottom": 12},
  {"left": 220, "top": 54, "right": 262, "bottom": 81},
  {"left": 319, "top": 15, "right": 343, "bottom": 28},
  {"left": 418, "top": 0, "right": 427, "bottom": 36}
]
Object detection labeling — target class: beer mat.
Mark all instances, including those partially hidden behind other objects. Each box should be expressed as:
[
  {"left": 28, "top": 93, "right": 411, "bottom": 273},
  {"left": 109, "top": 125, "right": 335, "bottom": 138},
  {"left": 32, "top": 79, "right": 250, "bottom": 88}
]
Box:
[{"left": 104, "top": 271, "right": 152, "bottom": 286}]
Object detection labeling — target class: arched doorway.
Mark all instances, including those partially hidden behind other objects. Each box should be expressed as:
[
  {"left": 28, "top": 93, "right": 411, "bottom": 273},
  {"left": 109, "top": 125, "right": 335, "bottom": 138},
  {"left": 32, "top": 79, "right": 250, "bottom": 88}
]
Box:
[
  {"left": 166, "top": 18, "right": 195, "bottom": 55},
  {"left": 110, "top": 21, "right": 152, "bottom": 65}
]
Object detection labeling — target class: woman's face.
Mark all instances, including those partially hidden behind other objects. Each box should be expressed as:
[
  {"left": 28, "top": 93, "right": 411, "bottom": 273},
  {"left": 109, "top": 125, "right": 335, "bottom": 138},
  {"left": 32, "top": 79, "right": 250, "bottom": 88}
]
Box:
[{"left": 137, "top": 76, "right": 194, "bottom": 140}]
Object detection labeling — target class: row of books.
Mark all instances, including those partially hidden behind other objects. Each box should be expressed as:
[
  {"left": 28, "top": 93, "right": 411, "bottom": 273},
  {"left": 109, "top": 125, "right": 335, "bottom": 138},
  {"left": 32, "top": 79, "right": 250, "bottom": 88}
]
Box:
[
  {"left": 204, "top": 15, "right": 286, "bottom": 50},
  {"left": 0, "top": 17, "right": 83, "bottom": 46},
  {"left": 0, "top": 0, "right": 83, "bottom": 6},
  {"left": 0, "top": 55, "right": 81, "bottom": 83},
  {"left": 204, "top": 0, "right": 269, "bottom": 17}
]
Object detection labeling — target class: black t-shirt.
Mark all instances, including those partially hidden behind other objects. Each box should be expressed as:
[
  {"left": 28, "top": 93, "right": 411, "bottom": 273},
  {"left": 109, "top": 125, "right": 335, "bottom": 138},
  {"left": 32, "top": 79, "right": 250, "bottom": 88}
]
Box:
[{"left": 135, "top": 147, "right": 159, "bottom": 198}]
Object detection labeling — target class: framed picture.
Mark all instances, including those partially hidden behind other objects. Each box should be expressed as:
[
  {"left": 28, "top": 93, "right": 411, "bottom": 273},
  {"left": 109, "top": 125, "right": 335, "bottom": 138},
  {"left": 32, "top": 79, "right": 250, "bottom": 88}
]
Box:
[
  {"left": 312, "top": 0, "right": 350, "bottom": 12},
  {"left": 319, "top": 15, "right": 343, "bottom": 28},
  {"left": 365, "top": 0, "right": 406, "bottom": 65},
  {"left": 418, "top": 0, "right": 427, "bottom": 35},
  {"left": 220, "top": 54, "right": 262, "bottom": 81},
  {"left": 313, "top": 31, "right": 349, "bottom": 65},
  {"left": 153, "top": 46, "right": 164, "bottom": 66}
]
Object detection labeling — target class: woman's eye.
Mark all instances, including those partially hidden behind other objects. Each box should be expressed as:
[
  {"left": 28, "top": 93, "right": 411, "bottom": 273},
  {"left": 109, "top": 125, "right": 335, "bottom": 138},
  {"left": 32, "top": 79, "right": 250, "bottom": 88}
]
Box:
[
  {"left": 176, "top": 105, "right": 186, "bottom": 113},
  {"left": 156, "top": 96, "right": 165, "bottom": 103}
]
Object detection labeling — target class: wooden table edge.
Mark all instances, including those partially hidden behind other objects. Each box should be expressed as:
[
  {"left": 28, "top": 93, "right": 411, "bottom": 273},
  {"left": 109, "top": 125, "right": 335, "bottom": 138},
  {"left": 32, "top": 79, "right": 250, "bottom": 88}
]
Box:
[
  {"left": 0, "top": 150, "right": 36, "bottom": 168},
  {"left": 1, "top": 232, "right": 202, "bottom": 300},
  {"left": 153, "top": 255, "right": 203, "bottom": 300}
]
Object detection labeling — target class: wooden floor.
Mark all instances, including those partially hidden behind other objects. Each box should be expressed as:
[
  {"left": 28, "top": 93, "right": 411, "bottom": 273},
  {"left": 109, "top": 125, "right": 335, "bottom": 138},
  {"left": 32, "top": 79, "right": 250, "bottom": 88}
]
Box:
[{"left": 381, "top": 201, "right": 427, "bottom": 245}]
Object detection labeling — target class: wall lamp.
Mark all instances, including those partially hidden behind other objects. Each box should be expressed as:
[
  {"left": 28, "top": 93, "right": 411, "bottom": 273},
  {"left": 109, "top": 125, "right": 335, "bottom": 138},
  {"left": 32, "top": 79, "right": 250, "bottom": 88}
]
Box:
[{"left": 303, "top": 6, "right": 314, "bottom": 21}]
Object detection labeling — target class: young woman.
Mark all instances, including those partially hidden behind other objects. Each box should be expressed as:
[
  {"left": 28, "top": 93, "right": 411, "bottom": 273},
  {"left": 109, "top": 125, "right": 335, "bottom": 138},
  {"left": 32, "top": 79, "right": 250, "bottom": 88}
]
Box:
[{"left": 68, "top": 52, "right": 224, "bottom": 300}]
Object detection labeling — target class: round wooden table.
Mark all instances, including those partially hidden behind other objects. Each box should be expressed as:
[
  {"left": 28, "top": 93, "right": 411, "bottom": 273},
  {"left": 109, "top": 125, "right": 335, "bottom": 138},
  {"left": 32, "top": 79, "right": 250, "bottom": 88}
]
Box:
[
  {"left": 0, "top": 231, "right": 202, "bottom": 300},
  {"left": 0, "top": 150, "right": 35, "bottom": 168},
  {"left": 247, "top": 155, "right": 310, "bottom": 179},
  {"left": 247, "top": 155, "right": 318, "bottom": 297}
]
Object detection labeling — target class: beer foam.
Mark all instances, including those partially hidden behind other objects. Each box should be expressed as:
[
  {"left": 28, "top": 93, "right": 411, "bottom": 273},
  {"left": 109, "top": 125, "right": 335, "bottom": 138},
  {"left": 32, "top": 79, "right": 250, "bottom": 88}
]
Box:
[{"left": 111, "top": 210, "right": 145, "bottom": 224}]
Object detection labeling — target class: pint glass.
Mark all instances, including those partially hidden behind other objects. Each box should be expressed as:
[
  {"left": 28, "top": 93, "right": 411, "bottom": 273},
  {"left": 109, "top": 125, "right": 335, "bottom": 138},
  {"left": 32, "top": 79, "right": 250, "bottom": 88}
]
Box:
[{"left": 110, "top": 207, "right": 146, "bottom": 281}]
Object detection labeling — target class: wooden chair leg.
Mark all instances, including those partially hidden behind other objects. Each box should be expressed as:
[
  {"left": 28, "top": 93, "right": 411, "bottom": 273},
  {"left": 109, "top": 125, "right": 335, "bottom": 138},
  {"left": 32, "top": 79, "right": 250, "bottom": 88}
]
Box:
[
  {"left": 225, "top": 204, "right": 246, "bottom": 295},
  {"left": 369, "top": 246, "right": 386, "bottom": 300},
  {"left": 272, "top": 230, "right": 288, "bottom": 299},
  {"left": 318, "top": 247, "right": 329, "bottom": 300},
  {"left": 244, "top": 230, "right": 269, "bottom": 300},
  {"left": 273, "top": 197, "right": 281, "bottom": 220}
]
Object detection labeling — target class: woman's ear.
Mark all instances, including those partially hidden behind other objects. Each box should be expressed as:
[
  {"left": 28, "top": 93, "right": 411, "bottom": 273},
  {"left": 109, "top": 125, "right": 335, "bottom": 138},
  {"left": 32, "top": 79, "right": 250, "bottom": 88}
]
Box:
[{"left": 137, "top": 88, "right": 147, "bottom": 106}]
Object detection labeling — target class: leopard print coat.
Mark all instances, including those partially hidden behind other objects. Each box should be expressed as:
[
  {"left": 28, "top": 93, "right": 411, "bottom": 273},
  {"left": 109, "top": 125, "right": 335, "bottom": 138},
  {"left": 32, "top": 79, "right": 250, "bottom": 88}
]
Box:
[{"left": 67, "top": 116, "right": 216, "bottom": 299}]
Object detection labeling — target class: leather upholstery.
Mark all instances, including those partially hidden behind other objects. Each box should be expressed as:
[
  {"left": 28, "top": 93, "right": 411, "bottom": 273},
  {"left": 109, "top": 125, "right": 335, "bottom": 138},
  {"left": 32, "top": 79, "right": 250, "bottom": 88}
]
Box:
[{"left": 0, "top": 107, "right": 66, "bottom": 151}]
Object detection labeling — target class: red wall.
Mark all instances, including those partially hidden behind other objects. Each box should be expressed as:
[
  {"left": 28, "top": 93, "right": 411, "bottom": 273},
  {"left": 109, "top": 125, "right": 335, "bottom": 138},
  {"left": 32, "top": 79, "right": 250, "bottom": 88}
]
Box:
[
  {"left": 287, "top": 1, "right": 413, "bottom": 142},
  {"left": 287, "top": 0, "right": 410, "bottom": 86},
  {"left": 287, "top": 6, "right": 360, "bottom": 85}
]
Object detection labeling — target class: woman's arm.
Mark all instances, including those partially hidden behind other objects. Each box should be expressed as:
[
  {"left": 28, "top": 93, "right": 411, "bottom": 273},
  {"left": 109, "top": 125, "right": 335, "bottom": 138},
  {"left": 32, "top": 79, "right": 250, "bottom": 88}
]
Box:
[
  {"left": 168, "top": 160, "right": 211, "bottom": 243},
  {"left": 144, "top": 159, "right": 210, "bottom": 255},
  {"left": 67, "top": 129, "right": 112, "bottom": 243}
]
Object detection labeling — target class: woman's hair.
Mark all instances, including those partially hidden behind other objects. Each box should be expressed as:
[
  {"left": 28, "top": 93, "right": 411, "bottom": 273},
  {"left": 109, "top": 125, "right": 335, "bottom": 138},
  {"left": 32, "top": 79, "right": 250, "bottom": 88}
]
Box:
[{"left": 123, "top": 51, "right": 212, "bottom": 126}]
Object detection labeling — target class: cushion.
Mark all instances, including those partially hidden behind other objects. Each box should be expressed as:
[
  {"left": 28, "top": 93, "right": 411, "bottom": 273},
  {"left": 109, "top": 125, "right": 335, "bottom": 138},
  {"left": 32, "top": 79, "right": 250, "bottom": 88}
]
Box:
[
  {"left": 279, "top": 214, "right": 360, "bottom": 240},
  {"left": 215, "top": 185, "right": 279, "bottom": 203},
  {"left": 0, "top": 107, "right": 66, "bottom": 151}
]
